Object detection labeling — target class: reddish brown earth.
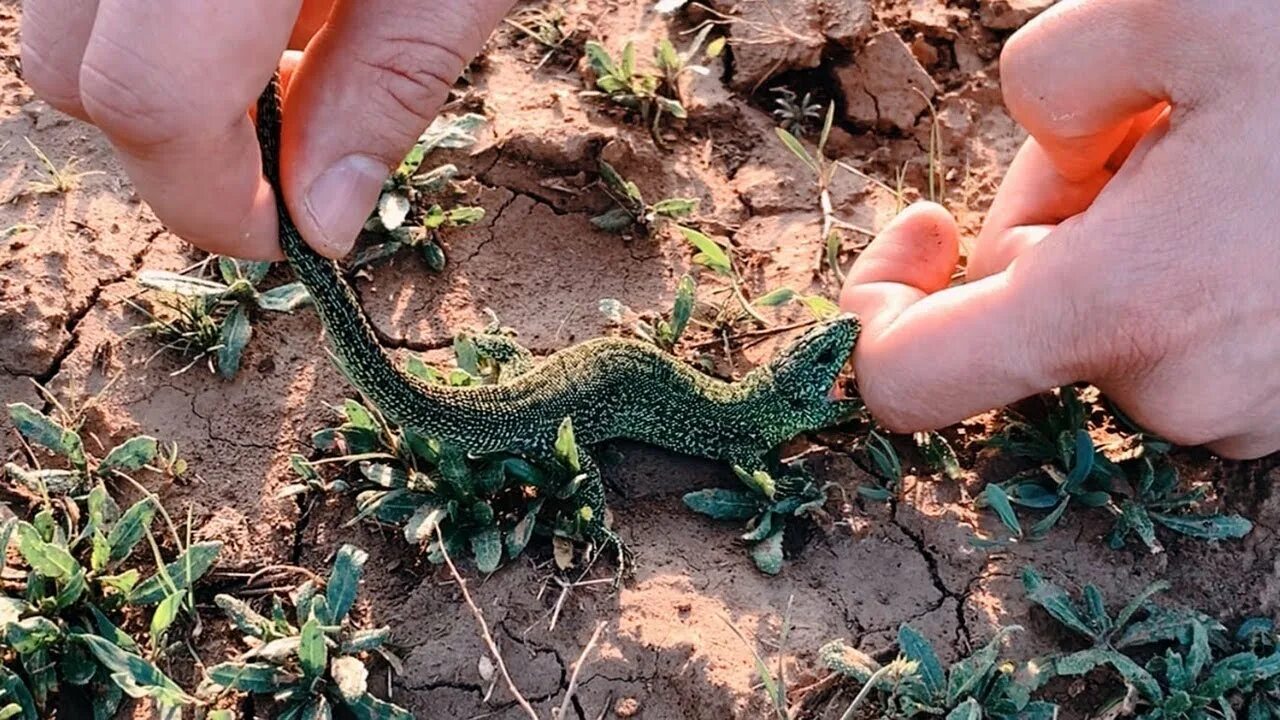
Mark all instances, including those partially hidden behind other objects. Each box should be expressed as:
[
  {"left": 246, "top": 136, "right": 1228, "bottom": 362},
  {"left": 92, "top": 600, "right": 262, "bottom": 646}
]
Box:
[{"left": 1, "top": 1, "right": 1278, "bottom": 718}]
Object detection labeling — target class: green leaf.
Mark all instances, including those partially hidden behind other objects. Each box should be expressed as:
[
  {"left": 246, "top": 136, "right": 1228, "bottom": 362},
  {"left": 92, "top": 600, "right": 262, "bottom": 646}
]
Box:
[
  {"left": 584, "top": 42, "right": 617, "bottom": 77},
  {"left": 418, "top": 113, "right": 486, "bottom": 153},
  {"left": 206, "top": 662, "right": 300, "bottom": 693},
  {"left": 52, "top": 567, "right": 88, "bottom": 610},
  {"left": 668, "top": 275, "right": 695, "bottom": 344},
  {"left": 1021, "top": 566, "right": 1096, "bottom": 641},
  {"left": 554, "top": 417, "right": 581, "bottom": 473},
  {"left": 651, "top": 198, "right": 697, "bottom": 219},
  {"left": 471, "top": 527, "right": 502, "bottom": 573},
  {"left": 682, "top": 489, "right": 760, "bottom": 520},
  {"left": 6, "top": 403, "right": 84, "bottom": 469},
  {"left": 345, "top": 692, "right": 415, "bottom": 720},
  {"left": 214, "top": 594, "right": 273, "bottom": 638},
  {"left": 983, "top": 484, "right": 1022, "bottom": 537},
  {"left": 752, "top": 287, "right": 796, "bottom": 308},
  {"left": 620, "top": 41, "right": 636, "bottom": 78},
  {"left": 740, "top": 512, "right": 774, "bottom": 542},
  {"left": 946, "top": 699, "right": 981, "bottom": 720},
  {"left": 898, "top": 624, "right": 945, "bottom": 697},
  {"left": 257, "top": 283, "right": 312, "bottom": 312},
  {"left": 590, "top": 208, "right": 637, "bottom": 233},
  {"left": 217, "top": 304, "right": 252, "bottom": 379},
  {"left": 14, "top": 522, "right": 78, "bottom": 580},
  {"left": 6, "top": 617, "right": 61, "bottom": 654},
  {"left": 137, "top": 270, "right": 229, "bottom": 297},
  {"left": 3, "top": 465, "right": 84, "bottom": 496},
  {"left": 340, "top": 628, "right": 391, "bottom": 655},
  {"left": 799, "top": 295, "right": 840, "bottom": 321},
  {"left": 422, "top": 240, "right": 447, "bottom": 273},
  {"left": 404, "top": 503, "right": 449, "bottom": 545},
  {"left": 444, "top": 206, "right": 485, "bottom": 226},
  {"left": 775, "top": 128, "right": 818, "bottom": 174},
  {"left": 1152, "top": 513, "right": 1253, "bottom": 541},
  {"left": 75, "top": 633, "right": 194, "bottom": 705},
  {"left": 0, "top": 597, "right": 26, "bottom": 627},
  {"left": 915, "top": 432, "right": 962, "bottom": 481},
  {"left": 819, "top": 639, "right": 878, "bottom": 681},
  {"left": 97, "top": 569, "right": 140, "bottom": 595},
  {"left": 506, "top": 502, "right": 541, "bottom": 558},
  {"left": 128, "top": 541, "right": 222, "bottom": 604},
  {"left": 0, "top": 667, "right": 36, "bottom": 720},
  {"left": 1063, "top": 429, "right": 1095, "bottom": 490},
  {"left": 1028, "top": 498, "right": 1071, "bottom": 538},
  {"left": 89, "top": 605, "right": 139, "bottom": 653},
  {"left": 299, "top": 618, "right": 327, "bottom": 679},
  {"left": 342, "top": 400, "right": 378, "bottom": 430},
  {"left": 656, "top": 38, "right": 680, "bottom": 71},
  {"left": 733, "top": 466, "right": 776, "bottom": 500},
  {"left": 750, "top": 529, "right": 785, "bottom": 575},
  {"left": 655, "top": 97, "right": 687, "bottom": 119},
  {"left": 677, "top": 226, "right": 731, "bottom": 276},
  {"left": 99, "top": 436, "right": 158, "bottom": 473},
  {"left": 150, "top": 592, "right": 183, "bottom": 646},
  {"left": 326, "top": 544, "right": 368, "bottom": 625},
  {"left": 59, "top": 638, "right": 97, "bottom": 685},
  {"left": 706, "top": 36, "right": 726, "bottom": 58}
]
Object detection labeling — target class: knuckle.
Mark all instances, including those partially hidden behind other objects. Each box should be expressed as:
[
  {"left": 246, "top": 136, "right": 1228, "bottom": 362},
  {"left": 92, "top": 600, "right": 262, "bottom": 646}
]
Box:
[
  {"left": 78, "top": 60, "right": 181, "bottom": 147},
  {"left": 356, "top": 37, "right": 462, "bottom": 132},
  {"left": 20, "top": 41, "right": 81, "bottom": 113}
]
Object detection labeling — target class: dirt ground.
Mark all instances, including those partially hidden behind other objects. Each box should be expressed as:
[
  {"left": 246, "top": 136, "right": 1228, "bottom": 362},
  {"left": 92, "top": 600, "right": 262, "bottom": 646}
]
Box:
[{"left": 2, "top": 0, "right": 1278, "bottom": 718}]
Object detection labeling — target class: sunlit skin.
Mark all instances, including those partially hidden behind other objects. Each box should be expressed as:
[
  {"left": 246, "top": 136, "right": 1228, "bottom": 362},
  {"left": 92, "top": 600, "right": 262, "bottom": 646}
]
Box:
[
  {"left": 840, "top": 0, "right": 1280, "bottom": 459},
  {"left": 21, "top": 0, "right": 1280, "bottom": 459}
]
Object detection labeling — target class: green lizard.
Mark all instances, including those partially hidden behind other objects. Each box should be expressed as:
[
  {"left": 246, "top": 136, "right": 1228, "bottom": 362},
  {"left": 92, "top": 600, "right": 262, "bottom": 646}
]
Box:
[{"left": 255, "top": 73, "right": 861, "bottom": 563}]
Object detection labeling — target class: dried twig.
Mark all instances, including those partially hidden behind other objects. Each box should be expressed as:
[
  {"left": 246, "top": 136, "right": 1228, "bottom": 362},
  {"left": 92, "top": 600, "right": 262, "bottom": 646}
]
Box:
[
  {"left": 554, "top": 621, "right": 607, "bottom": 719},
  {"left": 437, "top": 528, "right": 540, "bottom": 720}
]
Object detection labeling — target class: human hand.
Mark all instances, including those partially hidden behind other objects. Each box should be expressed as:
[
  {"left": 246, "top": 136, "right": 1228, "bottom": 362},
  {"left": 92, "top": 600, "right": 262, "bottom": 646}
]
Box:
[
  {"left": 21, "top": 0, "right": 515, "bottom": 260},
  {"left": 839, "top": 0, "right": 1280, "bottom": 459}
]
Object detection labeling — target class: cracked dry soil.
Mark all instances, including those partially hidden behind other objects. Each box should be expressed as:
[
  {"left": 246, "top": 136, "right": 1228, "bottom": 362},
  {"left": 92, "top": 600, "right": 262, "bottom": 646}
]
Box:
[{"left": 2, "top": 1, "right": 1279, "bottom": 719}]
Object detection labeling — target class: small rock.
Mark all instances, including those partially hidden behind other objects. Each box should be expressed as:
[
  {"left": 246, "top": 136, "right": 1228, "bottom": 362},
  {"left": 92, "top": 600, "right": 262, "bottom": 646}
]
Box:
[
  {"left": 835, "top": 30, "right": 939, "bottom": 132},
  {"left": 910, "top": 35, "right": 940, "bottom": 68},
  {"left": 709, "top": 0, "right": 871, "bottom": 91},
  {"left": 614, "top": 697, "right": 642, "bottom": 718},
  {"left": 907, "top": 0, "right": 966, "bottom": 36},
  {"left": 979, "top": 0, "right": 1056, "bottom": 30}
]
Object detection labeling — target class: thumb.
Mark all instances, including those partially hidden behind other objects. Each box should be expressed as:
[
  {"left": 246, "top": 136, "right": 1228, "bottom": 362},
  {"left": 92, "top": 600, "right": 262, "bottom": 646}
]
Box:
[
  {"left": 281, "top": 0, "right": 514, "bottom": 257},
  {"left": 840, "top": 203, "right": 1085, "bottom": 432}
]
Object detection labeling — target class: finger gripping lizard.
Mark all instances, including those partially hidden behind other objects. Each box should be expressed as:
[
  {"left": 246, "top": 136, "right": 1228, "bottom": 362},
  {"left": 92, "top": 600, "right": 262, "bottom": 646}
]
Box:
[{"left": 255, "top": 74, "right": 861, "bottom": 561}]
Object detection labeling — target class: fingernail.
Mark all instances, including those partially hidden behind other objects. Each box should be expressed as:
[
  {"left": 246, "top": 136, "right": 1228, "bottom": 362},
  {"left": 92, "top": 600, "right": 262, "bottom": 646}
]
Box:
[{"left": 303, "top": 154, "right": 386, "bottom": 257}]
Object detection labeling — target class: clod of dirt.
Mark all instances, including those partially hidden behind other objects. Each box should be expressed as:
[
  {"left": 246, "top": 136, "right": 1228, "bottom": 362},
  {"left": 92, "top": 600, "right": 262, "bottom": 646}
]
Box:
[
  {"left": 614, "top": 696, "right": 642, "bottom": 717},
  {"left": 906, "top": 0, "right": 969, "bottom": 37},
  {"left": 705, "top": 0, "right": 872, "bottom": 92},
  {"left": 979, "top": 0, "right": 1058, "bottom": 30},
  {"left": 834, "top": 29, "right": 939, "bottom": 133}
]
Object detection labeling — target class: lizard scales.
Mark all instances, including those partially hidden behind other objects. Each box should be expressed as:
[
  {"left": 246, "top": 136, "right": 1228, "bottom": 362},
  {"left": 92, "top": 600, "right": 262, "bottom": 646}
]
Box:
[{"left": 255, "top": 73, "right": 860, "bottom": 549}]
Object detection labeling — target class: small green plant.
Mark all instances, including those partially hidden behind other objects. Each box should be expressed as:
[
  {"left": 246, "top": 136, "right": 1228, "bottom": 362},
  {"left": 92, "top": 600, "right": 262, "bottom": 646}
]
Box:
[
  {"left": 134, "top": 256, "right": 311, "bottom": 378},
  {"left": 287, "top": 339, "right": 601, "bottom": 574},
  {"left": 24, "top": 138, "right": 102, "bottom": 196},
  {"left": 582, "top": 29, "right": 718, "bottom": 144},
  {"left": 775, "top": 104, "right": 876, "bottom": 278},
  {"left": 203, "top": 545, "right": 412, "bottom": 719},
  {"left": 979, "top": 387, "right": 1252, "bottom": 550},
  {"left": 589, "top": 160, "right": 697, "bottom": 234},
  {"left": 720, "top": 595, "right": 795, "bottom": 719},
  {"left": 0, "top": 481, "right": 221, "bottom": 718},
  {"left": 675, "top": 225, "right": 838, "bottom": 335},
  {"left": 5, "top": 401, "right": 183, "bottom": 496},
  {"left": 682, "top": 466, "right": 826, "bottom": 574},
  {"left": 503, "top": 5, "right": 579, "bottom": 70},
  {"left": 360, "top": 113, "right": 488, "bottom": 271},
  {"left": 770, "top": 87, "right": 824, "bottom": 137},
  {"left": 600, "top": 274, "right": 697, "bottom": 351},
  {"left": 1021, "top": 567, "right": 1280, "bottom": 718},
  {"left": 820, "top": 624, "right": 1057, "bottom": 719}
]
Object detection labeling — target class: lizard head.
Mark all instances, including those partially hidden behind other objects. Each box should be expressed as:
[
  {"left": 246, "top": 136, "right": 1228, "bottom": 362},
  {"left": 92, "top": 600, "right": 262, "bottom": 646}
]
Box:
[{"left": 767, "top": 313, "right": 861, "bottom": 428}]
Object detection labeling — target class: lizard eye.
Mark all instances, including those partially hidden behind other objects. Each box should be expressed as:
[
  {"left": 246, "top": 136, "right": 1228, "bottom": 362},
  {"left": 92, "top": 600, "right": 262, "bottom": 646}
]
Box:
[{"left": 816, "top": 347, "right": 837, "bottom": 365}]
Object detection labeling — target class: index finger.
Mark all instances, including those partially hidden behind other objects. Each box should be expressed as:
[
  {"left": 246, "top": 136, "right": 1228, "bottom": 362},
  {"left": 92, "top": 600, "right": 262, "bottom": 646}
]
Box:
[{"left": 77, "top": 0, "right": 302, "bottom": 259}]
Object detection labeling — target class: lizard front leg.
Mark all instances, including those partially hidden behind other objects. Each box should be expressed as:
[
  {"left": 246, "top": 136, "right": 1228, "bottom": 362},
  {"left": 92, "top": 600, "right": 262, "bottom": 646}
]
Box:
[{"left": 573, "top": 452, "right": 633, "bottom": 581}]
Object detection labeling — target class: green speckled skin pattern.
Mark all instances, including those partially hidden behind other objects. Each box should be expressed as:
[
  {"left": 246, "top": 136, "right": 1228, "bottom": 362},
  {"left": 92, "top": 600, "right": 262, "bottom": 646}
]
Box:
[{"left": 254, "top": 74, "right": 860, "bottom": 553}]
